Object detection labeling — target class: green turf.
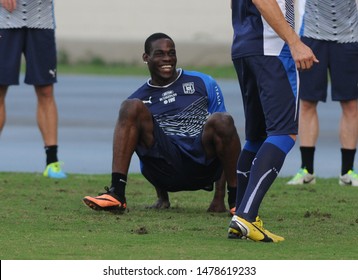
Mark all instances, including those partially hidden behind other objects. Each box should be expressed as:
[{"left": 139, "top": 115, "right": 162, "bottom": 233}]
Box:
[{"left": 0, "top": 173, "right": 357, "bottom": 260}]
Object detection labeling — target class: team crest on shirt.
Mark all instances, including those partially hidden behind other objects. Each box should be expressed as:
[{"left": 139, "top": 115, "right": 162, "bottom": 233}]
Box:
[{"left": 182, "top": 82, "right": 195, "bottom": 94}]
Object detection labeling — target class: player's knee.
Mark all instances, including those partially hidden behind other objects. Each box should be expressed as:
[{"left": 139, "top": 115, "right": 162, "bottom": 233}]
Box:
[
  {"left": 119, "top": 99, "right": 147, "bottom": 119},
  {"left": 208, "top": 112, "right": 236, "bottom": 135}
]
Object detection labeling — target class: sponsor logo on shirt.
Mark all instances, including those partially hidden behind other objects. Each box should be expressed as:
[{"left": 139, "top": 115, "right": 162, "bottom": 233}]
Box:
[{"left": 160, "top": 90, "right": 177, "bottom": 105}]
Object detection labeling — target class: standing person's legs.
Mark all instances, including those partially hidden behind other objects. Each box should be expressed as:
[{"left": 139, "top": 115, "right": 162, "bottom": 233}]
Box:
[
  {"left": 236, "top": 56, "right": 297, "bottom": 221},
  {"left": 35, "top": 84, "right": 65, "bottom": 177},
  {"left": 285, "top": 100, "right": 317, "bottom": 183},
  {"left": 232, "top": 58, "right": 266, "bottom": 211},
  {"left": 339, "top": 100, "right": 358, "bottom": 152},
  {"left": 25, "top": 29, "right": 58, "bottom": 149},
  {"left": 229, "top": 56, "right": 298, "bottom": 242},
  {"left": 297, "top": 99, "right": 318, "bottom": 174},
  {"left": 25, "top": 29, "right": 66, "bottom": 178},
  {"left": 0, "top": 86, "right": 8, "bottom": 133},
  {"left": 330, "top": 41, "right": 358, "bottom": 185},
  {"left": 35, "top": 84, "right": 58, "bottom": 147},
  {"left": 339, "top": 99, "right": 358, "bottom": 186},
  {"left": 287, "top": 38, "right": 329, "bottom": 184}
]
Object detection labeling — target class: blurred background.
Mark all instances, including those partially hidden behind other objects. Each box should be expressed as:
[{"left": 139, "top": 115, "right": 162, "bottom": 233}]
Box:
[{"left": 55, "top": 0, "right": 233, "bottom": 66}]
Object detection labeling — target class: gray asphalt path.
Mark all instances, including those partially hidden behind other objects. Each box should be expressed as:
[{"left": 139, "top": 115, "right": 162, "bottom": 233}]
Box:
[{"left": 0, "top": 74, "right": 348, "bottom": 178}]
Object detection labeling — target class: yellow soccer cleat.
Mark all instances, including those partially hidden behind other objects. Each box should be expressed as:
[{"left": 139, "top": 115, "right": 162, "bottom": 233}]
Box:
[{"left": 228, "top": 215, "right": 284, "bottom": 242}]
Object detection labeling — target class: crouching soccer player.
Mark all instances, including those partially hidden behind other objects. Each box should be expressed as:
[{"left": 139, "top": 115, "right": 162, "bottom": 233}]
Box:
[{"left": 82, "top": 33, "right": 241, "bottom": 214}]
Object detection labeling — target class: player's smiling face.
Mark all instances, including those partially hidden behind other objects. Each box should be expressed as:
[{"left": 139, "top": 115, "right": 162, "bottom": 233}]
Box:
[{"left": 143, "top": 38, "right": 178, "bottom": 86}]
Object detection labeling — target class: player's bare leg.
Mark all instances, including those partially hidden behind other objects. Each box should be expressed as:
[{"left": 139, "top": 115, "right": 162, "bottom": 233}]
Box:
[
  {"left": 112, "top": 99, "right": 155, "bottom": 175},
  {"left": 148, "top": 186, "right": 171, "bottom": 209},
  {"left": 299, "top": 100, "right": 319, "bottom": 147},
  {"left": 35, "top": 85, "right": 58, "bottom": 146},
  {"left": 207, "top": 173, "right": 227, "bottom": 212},
  {"left": 0, "top": 86, "right": 8, "bottom": 134},
  {"left": 202, "top": 112, "right": 241, "bottom": 212},
  {"left": 340, "top": 99, "right": 358, "bottom": 150}
]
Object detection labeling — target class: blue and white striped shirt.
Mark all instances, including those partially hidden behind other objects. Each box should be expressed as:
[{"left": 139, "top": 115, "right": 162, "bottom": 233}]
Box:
[
  {"left": 0, "top": 0, "right": 55, "bottom": 29},
  {"left": 299, "top": 0, "right": 358, "bottom": 43}
]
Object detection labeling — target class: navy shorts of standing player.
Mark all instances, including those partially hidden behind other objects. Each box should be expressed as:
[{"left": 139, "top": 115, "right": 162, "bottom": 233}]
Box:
[{"left": 83, "top": 33, "right": 241, "bottom": 214}]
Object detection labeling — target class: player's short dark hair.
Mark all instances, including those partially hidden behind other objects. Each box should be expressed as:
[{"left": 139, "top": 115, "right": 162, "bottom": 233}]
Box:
[{"left": 144, "top": 33, "right": 174, "bottom": 54}]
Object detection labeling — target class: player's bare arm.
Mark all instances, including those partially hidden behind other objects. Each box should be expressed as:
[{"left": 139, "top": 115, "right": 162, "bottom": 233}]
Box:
[
  {"left": 252, "top": 0, "right": 319, "bottom": 70},
  {"left": 0, "top": 0, "right": 17, "bottom": 12}
]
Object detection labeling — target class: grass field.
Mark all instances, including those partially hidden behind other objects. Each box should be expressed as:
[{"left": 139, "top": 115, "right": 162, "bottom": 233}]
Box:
[{"left": 1, "top": 172, "right": 357, "bottom": 260}]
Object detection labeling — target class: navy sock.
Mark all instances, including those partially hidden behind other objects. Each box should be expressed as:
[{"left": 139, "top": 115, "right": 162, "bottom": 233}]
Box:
[
  {"left": 235, "top": 140, "right": 263, "bottom": 212},
  {"left": 237, "top": 136, "right": 294, "bottom": 221},
  {"left": 235, "top": 149, "right": 256, "bottom": 210}
]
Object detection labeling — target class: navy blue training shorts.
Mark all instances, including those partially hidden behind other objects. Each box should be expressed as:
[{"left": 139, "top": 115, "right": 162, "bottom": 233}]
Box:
[
  {"left": 300, "top": 37, "right": 358, "bottom": 102},
  {"left": 135, "top": 118, "right": 222, "bottom": 192},
  {"left": 233, "top": 55, "right": 299, "bottom": 140},
  {"left": 0, "top": 28, "right": 57, "bottom": 86}
]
